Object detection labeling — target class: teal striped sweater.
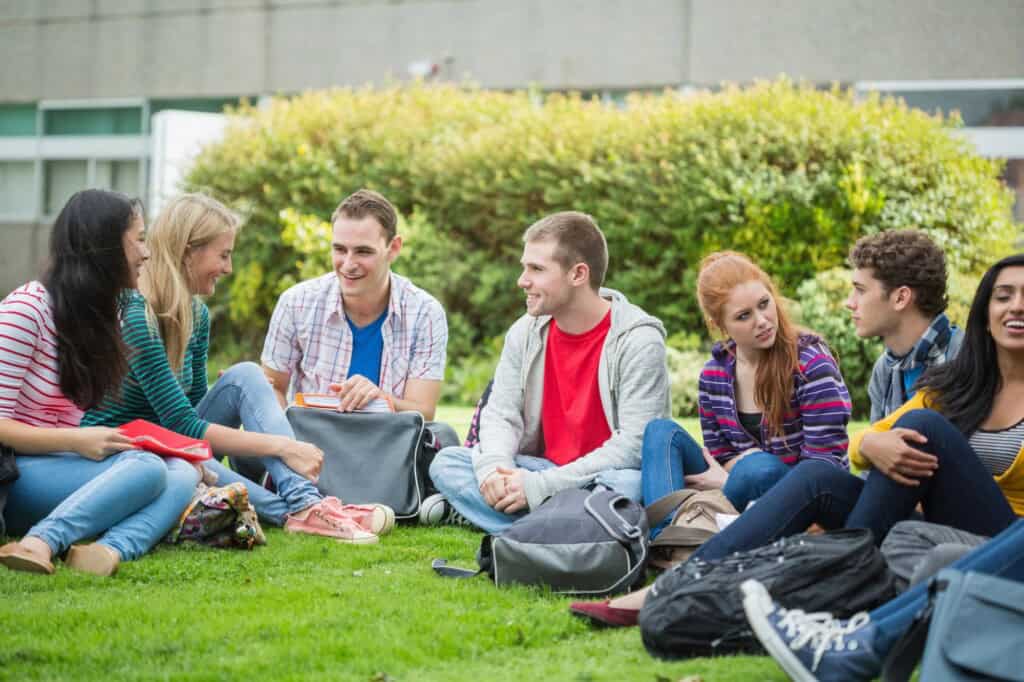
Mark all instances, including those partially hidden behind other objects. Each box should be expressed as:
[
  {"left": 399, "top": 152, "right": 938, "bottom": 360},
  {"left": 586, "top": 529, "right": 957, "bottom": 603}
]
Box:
[{"left": 82, "top": 291, "right": 211, "bottom": 439}]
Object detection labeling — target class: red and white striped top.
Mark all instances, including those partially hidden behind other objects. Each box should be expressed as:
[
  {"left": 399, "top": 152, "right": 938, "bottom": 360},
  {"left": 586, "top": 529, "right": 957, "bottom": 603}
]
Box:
[{"left": 0, "top": 281, "right": 83, "bottom": 428}]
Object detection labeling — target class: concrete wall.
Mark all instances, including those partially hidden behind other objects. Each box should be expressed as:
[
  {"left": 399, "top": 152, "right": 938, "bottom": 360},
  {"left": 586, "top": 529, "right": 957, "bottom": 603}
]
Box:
[
  {"left": 688, "top": 0, "right": 1024, "bottom": 85},
  {"left": 0, "top": 0, "right": 688, "bottom": 98},
  {"left": 3, "top": 0, "right": 1020, "bottom": 101},
  {"left": 0, "top": 221, "right": 51, "bottom": 293}
]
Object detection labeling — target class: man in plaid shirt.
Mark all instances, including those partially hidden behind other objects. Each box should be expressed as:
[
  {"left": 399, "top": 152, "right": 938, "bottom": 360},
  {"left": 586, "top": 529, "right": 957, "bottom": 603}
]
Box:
[{"left": 261, "top": 189, "right": 448, "bottom": 418}]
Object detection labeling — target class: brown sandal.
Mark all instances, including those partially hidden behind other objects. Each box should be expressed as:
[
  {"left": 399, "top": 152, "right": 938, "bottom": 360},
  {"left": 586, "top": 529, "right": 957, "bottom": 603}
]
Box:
[
  {"left": 0, "top": 541, "right": 55, "bottom": 575},
  {"left": 66, "top": 543, "right": 120, "bottom": 577}
]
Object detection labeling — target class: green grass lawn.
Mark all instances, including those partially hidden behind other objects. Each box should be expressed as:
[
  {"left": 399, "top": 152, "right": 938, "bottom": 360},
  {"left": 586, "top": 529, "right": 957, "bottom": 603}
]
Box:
[{"left": 0, "top": 408, "right": 869, "bottom": 681}]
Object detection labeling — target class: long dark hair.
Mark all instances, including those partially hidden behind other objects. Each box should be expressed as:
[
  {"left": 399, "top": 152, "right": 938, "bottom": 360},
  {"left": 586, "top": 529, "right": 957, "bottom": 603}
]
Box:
[
  {"left": 41, "top": 189, "right": 142, "bottom": 409},
  {"left": 916, "top": 253, "right": 1024, "bottom": 433}
]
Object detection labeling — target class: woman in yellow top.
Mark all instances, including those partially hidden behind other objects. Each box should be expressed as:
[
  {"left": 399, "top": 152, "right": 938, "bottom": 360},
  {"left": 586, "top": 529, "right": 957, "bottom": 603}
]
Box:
[{"left": 680, "top": 253, "right": 1023, "bottom": 566}]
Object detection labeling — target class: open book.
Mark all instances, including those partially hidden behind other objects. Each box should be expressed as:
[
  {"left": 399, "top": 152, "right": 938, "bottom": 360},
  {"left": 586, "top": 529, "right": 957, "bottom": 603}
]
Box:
[
  {"left": 294, "top": 393, "right": 394, "bottom": 414},
  {"left": 118, "top": 419, "right": 213, "bottom": 462}
]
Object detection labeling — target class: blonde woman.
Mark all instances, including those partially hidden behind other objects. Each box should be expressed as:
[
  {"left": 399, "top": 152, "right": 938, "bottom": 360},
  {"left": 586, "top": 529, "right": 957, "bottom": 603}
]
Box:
[{"left": 81, "top": 193, "right": 391, "bottom": 544}]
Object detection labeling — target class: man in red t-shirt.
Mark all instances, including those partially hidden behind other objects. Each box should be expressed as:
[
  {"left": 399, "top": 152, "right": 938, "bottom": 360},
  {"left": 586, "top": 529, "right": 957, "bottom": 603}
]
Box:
[{"left": 429, "top": 211, "right": 671, "bottom": 534}]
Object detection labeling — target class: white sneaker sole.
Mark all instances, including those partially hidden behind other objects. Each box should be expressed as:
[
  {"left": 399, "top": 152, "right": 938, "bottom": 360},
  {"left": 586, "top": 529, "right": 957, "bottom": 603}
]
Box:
[
  {"left": 418, "top": 494, "right": 448, "bottom": 525},
  {"left": 740, "top": 579, "right": 817, "bottom": 682}
]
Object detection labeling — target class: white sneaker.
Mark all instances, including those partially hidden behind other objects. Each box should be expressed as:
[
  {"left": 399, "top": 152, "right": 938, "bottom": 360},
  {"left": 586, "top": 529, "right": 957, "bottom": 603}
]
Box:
[
  {"left": 419, "top": 493, "right": 473, "bottom": 527},
  {"left": 419, "top": 493, "right": 449, "bottom": 525}
]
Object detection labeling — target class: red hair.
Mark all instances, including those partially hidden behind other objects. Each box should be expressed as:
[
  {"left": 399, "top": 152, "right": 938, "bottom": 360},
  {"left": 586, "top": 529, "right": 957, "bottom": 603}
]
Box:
[{"left": 697, "top": 251, "right": 800, "bottom": 438}]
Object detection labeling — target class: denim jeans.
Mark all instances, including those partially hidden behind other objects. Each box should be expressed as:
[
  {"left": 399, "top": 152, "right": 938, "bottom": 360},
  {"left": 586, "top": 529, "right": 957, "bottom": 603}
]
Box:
[
  {"left": 429, "top": 445, "right": 642, "bottom": 535},
  {"left": 640, "top": 419, "right": 790, "bottom": 538},
  {"left": 5, "top": 449, "right": 199, "bottom": 561},
  {"left": 692, "top": 408, "right": 1018, "bottom": 563},
  {"left": 845, "top": 409, "right": 1017, "bottom": 541},
  {"left": 870, "top": 517, "right": 1024, "bottom": 655},
  {"left": 197, "top": 362, "right": 322, "bottom": 526}
]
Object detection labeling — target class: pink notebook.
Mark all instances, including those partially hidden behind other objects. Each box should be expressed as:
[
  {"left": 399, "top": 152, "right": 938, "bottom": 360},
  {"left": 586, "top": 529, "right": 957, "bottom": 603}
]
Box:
[{"left": 118, "top": 419, "right": 213, "bottom": 462}]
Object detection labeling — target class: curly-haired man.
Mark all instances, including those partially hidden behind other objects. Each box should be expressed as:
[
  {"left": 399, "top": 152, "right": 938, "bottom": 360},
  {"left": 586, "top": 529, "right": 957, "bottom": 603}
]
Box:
[{"left": 846, "top": 229, "right": 963, "bottom": 424}]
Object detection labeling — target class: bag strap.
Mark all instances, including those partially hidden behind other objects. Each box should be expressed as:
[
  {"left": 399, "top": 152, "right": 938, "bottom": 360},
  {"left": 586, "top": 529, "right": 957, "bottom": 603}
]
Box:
[
  {"left": 432, "top": 535, "right": 494, "bottom": 580},
  {"left": 880, "top": 575, "right": 949, "bottom": 682},
  {"left": 644, "top": 488, "right": 699, "bottom": 527},
  {"left": 649, "top": 523, "right": 718, "bottom": 549},
  {"left": 583, "top": 491, "right": 649, "bottom": 594}
]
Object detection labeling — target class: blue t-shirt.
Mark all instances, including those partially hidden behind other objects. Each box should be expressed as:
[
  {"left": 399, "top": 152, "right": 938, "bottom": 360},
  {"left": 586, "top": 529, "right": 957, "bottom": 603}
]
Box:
[
  {"left": 902, "top": 365, "right": 925, "bottom": 401},
  {"left": 346, "top": 311, "right": 387, "bottom": 386}
]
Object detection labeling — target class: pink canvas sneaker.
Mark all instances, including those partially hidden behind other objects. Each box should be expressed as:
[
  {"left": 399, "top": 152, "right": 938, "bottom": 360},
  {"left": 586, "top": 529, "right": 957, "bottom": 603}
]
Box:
[
  {"left": 318, "top": 497, "right": 395, "bottom": 536},
  {"left": 284, "top": 503, "right": 379, "bottom": 544}
]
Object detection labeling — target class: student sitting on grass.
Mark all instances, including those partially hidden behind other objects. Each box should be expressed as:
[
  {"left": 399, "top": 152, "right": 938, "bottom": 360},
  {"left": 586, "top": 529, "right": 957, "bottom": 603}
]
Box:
[
  {"left": 846, "top": 228, "right": 964, "bottom": 460},
  {"left": 429, "top": 211, "right": 671, "bottom": 534},
  {"left": 570, "top": 251, "right": 852, "bottom": 626},
  {"left": 0, "top": 189, "right": 199, "bottom": 577},
  {"left": 257, "top": 189, "right": 457, "bottom": 517},
  {"left": 80, "top": 193, "right": 391, "bottom": 544},
  {"left": 645, "top": 251, "right": 851, "bottom": 523},
  {"left": 743, "top": 258, "right": 1024, "bottom": 681}
]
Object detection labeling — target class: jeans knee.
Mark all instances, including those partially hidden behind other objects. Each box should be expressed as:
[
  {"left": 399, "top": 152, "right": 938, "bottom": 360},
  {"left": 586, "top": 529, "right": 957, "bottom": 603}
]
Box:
[
  {"left": 126, "top": 450, "right": 170, "bottom": 499},
  {"left": 429, "top": 446, "right": 472, "bottom": 489},
  {"left": 643, "top": 418, "right": 679, "bottom": 443},
  {"left": 893, "top": 408, "right": 949, "bottom": 435},
  {"left": 729, "top": 453, "right": 780, "bottom": 485},
  {"left": 222, "top": 361, "right": 265, "bottom": 386}
]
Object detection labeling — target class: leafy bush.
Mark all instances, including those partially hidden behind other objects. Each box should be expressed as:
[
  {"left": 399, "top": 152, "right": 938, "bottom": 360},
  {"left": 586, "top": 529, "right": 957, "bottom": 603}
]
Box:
[
  {"left": 185, "top": 80, "right": 1017, "bottom": 399},
  {"left": 666, "top": 347, "right": 706, "bottom": 420}
]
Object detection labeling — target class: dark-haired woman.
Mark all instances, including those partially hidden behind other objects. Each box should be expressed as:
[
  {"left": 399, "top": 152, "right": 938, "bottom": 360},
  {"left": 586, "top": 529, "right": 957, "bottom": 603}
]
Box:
[
  {"left": 0, "top": 189, "right": 199, "bottom": 577},
  {"left": 739, "top": 254, "right": 1024, "bottom": 681}
]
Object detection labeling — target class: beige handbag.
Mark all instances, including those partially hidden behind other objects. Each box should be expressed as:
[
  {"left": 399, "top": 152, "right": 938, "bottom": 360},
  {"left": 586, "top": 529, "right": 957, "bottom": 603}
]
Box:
[{"left": 646, "top": 488, "right": 738, "bottom": 569}]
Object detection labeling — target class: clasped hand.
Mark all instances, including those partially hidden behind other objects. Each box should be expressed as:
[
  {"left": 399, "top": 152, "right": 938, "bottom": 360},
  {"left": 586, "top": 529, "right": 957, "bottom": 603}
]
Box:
[{"left": 480, "top": 466, "right": 527, "bottom": 514}]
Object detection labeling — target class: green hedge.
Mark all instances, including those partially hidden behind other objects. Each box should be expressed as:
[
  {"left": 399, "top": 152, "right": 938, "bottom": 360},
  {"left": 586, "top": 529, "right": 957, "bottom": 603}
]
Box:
[{"left": 186, "top": 80, "right": 1016, "bottom": 410}]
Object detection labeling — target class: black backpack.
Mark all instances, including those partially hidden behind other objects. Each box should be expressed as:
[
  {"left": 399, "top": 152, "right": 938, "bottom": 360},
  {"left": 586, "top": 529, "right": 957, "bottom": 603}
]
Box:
[{"left": 639, "top": 528, "right": 899, "bottom": 659}]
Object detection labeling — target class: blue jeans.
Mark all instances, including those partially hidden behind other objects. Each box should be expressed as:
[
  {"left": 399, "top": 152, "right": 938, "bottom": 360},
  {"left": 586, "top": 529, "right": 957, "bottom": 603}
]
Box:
[
  {"left": 845, "top": 409, "right": 1017, "bottom": 540},
  {"left": 5, "top": 449, "right": 199, "bottom": 561},
  {"left": 870, "top": 517, "right": 1024, "bottom": 654},
  {"left": 692, "top": 409, "right": 1017, "bottom": 562},
  {"left": 429, "top": 446, "right": 642, "bottom": 535},
  {"left": 641, "top": 419, "right": 790, "bottom": 537},
  {"left": 196, "top": 362, "right": 322, "bottom": 526}
]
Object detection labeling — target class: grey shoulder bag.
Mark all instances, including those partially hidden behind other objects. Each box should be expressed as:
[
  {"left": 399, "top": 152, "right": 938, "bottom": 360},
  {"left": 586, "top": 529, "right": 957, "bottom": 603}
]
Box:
[
  {"left": 433, "top": 488, "right": 649, "bottom": 597},
  {"left": 285, "top": 407, "right": 433, "bottom": 520}
]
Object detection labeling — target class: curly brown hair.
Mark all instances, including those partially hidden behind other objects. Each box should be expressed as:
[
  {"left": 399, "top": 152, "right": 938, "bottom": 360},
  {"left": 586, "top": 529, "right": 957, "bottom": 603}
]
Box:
[{"left": 848, "top": 230, "right": 948, "bottom": 317}]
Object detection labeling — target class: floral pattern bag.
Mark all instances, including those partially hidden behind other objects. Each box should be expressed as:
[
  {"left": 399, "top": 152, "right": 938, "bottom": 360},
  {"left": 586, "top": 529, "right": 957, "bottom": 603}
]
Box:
[{"left": 168, "top": 481, "right": 266, "bottom": 550}]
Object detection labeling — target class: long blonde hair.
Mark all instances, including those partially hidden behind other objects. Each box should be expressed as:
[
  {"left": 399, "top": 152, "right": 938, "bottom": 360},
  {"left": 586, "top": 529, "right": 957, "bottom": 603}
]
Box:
[
  {"left": 697, "top": 251, "right": 801, "bottom": 439},
  {"left": 139, "top": 193, "right": 239, "bottom": 373}
]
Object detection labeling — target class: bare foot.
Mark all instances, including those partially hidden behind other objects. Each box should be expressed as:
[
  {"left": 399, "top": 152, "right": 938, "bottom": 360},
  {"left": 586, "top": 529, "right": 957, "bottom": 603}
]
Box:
[{"left": 608, "top": 584, "right": 651, "bottom": 611}]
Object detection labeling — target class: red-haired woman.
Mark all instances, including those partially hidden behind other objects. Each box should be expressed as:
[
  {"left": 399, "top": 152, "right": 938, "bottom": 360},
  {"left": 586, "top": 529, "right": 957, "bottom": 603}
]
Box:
[{"left": 572, "top": 250, "right": 852, "bottom": 626}]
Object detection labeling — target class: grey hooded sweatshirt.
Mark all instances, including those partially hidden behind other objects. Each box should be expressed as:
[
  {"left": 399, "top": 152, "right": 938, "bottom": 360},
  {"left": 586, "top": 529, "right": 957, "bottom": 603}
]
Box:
[{"left": 474, "top": 288, "right": 671, "bottom": 510}]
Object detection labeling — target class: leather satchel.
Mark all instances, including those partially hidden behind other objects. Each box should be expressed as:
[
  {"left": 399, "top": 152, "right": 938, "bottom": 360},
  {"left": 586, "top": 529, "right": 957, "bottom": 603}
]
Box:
[
  {"left": 285, "top": 407, "right": 434, "bottom": 520},
  {"left": 646, "top": 488, "right": 737, "bottom": 569}
]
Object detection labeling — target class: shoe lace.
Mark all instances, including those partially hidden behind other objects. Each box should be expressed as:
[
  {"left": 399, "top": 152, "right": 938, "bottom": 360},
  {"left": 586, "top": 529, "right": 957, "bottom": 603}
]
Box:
[
  {"left": 776, "top": 608, "right": 871, "bottom": 672},
  {"left": 444, "top": 506, "right": 472, "bottom": 526}
]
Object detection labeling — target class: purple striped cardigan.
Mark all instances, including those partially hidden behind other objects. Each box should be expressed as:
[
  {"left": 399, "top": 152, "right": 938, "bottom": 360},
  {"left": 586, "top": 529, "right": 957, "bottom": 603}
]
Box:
[{"left": 697, "top": 334, "right": 851, "bottom": 468}]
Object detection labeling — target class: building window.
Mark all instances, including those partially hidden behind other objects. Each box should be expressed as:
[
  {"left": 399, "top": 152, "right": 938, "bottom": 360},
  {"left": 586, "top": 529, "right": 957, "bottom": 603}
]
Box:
[
  {"left": 0, "top": 105, "right": 37, "bottom": 137},
  {"left": 44, "top": 160, "right": 87, "bottom": 216},
  {"left": 95, "top": 159, "right": 142, "bottom": 197},
  {"left": 43, "top": 107, "right": 143, "bottom": 136},
  {"left": 0, "top": 161, "right": 35, "bottom": 217}
]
